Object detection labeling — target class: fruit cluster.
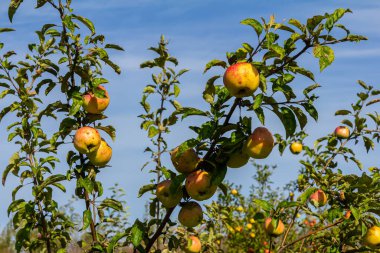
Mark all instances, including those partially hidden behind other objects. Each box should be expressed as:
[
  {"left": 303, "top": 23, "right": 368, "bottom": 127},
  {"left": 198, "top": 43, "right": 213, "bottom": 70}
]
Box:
[{"left": 73, "top": 86, "right": 112, "bottom": 167}]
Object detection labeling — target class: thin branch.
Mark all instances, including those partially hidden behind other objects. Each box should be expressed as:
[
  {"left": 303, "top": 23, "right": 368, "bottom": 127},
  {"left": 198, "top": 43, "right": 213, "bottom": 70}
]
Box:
[{"left": 145, "top": 207, "right": 175, "bottom": 252}]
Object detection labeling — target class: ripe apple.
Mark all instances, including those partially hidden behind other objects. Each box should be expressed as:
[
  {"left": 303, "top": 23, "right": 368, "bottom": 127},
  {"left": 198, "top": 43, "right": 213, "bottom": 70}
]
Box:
[
  {"left": 246, "top": 223, "right": 253, "bottom": 229},
  {"left": 87, "top": 139, "right": 112, "bottom": 166},
  {"left": 82, "top": 85, "right": 110, "bottom": 114},
  {"left": 244, "top": 127, "right": 274, "bottom": 159},
  {"left": 235, "top": 226, "right": 243, "bottom": 233},
  {"left": 250, "top": 218, "right": 255, "bottom": 224},
  {"left": 170, "top": 146, "right": 199, "bottom": 174},
  {"left": 289, "top": 142, "right": 303, "bottom": 155},
  {"left": 249, "top": 233, "right": 255, "bottom": 238},
  {"left": 185, "top": 170, "right": 217, "bottom": 201},
  {"left": 73, "top": 126, "right": 101, "bottom": 154},
  {"left": 309, "top": 189, "right": 327, "bottom": 208},
  {"left": 231, "top": 189, "right": 238, "bottom": 195},
  {"left": 223, "top": 62, "right": 260, "bottom": 98},
  {"left": 227, "top": 150, "right": 250, "bottom": 168},
  {"left": 178, "top": 201, "right": 203, "bottom": 228},
  {"left": 156, "top": 180, "right": 183, "bottom": 208},
  {"left": 334, "top": 126, "right": 350, "bottom": 139},
  {"left": 264, "top": 218, "right": 285, "bottom": 236},
  {"left": 363, "top": 226, "right": 380, "bottom": 248},
  {"left": 344, "top": 210, "right": 351, "bottom": 220},
  {"left": 184, "top": 235, "right": 202, "bottom": 253}
]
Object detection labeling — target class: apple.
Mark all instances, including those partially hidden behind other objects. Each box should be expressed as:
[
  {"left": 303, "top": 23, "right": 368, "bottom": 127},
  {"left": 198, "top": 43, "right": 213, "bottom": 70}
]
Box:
[
  {"left": 244, "top": 127, "right": 274, "bottom": 159},
  {"left": 237, "top": 206, "right": 244, "bottom": 212},
  {"left": 250, "top": 218, "right": 255, "bottom": 224},
  {"left": 178, "top": 201, "right": 203, "bottom": 228},
  {"left": 170, "top": 146, "right": 199, "bottom": 174},
  {"left": 344, "top": 210, "right": 351, "bottom": 220},
  {"left": 364, "top": 226, "right": 380, "bottom": 248},
  {"left": 185, "top": 170, "right": 217, "bottom": 201},
  {"left": 334, "top": 126, "right": 350, "bottom": 139},
  {"left": 156, "top": 180, "right": 183, "bottom": 208},
  {"left": 223, "top": 62, "right": 260, "bottom": 98},
  {"left": 264, "top": 218, "right": 285, "bottom": 236},
  {"left": 235, "top": 226, "right": 243, "bottom": 233},
  {"left": 309, "top": 189, "right": 327, "bottom": 208},
  {"left": 227, "top": 150, "right": 250, "bottom": 168},
  {"left": 231, "top": 189, "right": 238, "bottom": 195},
  {"left": 87, "top": 139, "right": 112, "bottom": 166},
  {"left": 246, "top": 223, "right": 253, "bottom": 229},
  {"left": 249, "top": 233, "right": 255, "bottom": 238},
  {"left": 184, "top": 235, "right": 202, "bottom": 253},
  {"left": 82, "top": 85, "right": 110, "bottom": 114},
  {"left": 73, "top": 126, "right": 101, "bottom": 154},
  {"left": 289, "top": 142, "right": 303, "bottom": 155}
]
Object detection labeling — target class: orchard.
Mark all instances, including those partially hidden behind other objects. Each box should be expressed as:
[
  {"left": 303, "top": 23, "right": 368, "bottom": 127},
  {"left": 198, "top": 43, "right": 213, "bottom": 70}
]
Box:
[{"left": 0, "top": 1, "right": 379, "bottom": 253}]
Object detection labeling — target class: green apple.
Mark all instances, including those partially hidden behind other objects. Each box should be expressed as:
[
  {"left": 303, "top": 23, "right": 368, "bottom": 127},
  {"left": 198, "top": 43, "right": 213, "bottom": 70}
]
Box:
[{"left": 170, "top": 146, "right": 199, "bottom": 174}]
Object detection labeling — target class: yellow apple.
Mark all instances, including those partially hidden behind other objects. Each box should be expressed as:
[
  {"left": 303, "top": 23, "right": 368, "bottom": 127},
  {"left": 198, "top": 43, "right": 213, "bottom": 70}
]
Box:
[
  {"left": 249, "top": 232, "right": 255, "bottom": 238},
  {"left": 363, "top": 226, "right": 380, "bottom": 248},
  {"left": 178, "top": 201, "right": 203, "bottom": 228},
  {"left": 244, "top": 127, "right": 274, "bottom": 159},
  {"left": 235, "top": 226, "right": 243, "bottom": 233},
  {"left": 87, "top": 139, "right": 112, "bottom": 166},
  {"left": 289, "top": 142, "right": 303, "bottom": 154},
  {"left": 264, "top": 217, "right": 285, "bottom": 236},
  {"left": 73, "top": 126, "right": 101, "bottom": 154},
  {"left": 309, "top": 189, "right": 327, "bottom": 208},
  {"left": 82, "top": 85, "right": 110, "bottom": 114},
  {"left": 156, "top": 180, "right": 183, "bottom": 208},
  {"left": 237, "top": 206, "right": 244, "bottom": 212},
  {"left": 185, "top": 170, "right": 217, "bottom": 201},
  {"left": 227, "top": 150, "right": 250, "bottom": 168},
  {"left": 250, "top": 218, "right": 255, "bottom": 224},
  {"left": 334, "top": 126, "right": 350, "bottom": 139},
  {"left": 170, "top": 146, "right": 199, "bottom": 174},
  {"left": 184, "top": 236, "right": 202, "bottom": 253},
  {"left": 246, "top": 223, "right": 253, "bottom": 229},
  {"left": 223, "top": 62, "right": 260, "bottom": 98},
  {"left": 231, "top": 189, "right": 238, "bottom": 195}
]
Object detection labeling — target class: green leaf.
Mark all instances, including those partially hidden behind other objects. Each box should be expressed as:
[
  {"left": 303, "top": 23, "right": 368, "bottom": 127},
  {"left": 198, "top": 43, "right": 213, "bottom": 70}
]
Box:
[
  {"left": 36, "top": 0, "right": 48, "bottom": 8},
  {"left": 99, "top": 198, "right": 123, "bottom": 211},
  {"left": 335, "top": 110, "right": 351, "bottom": 116},
  {"left": 350, "top": 206, "right": 360, "bottom": 222},
  {"left": 73, "top": 14, "right": 95, "bottom": 35},
  {"left": 280, "top": 107, "right": 297, "bottom": 138},
  {"left": 211, "top": 165, "right": 227, "bottom": 186},
  {"left": 253, "top": 94, "right": 263, "bottom": 110},
  {"left": 297, "top": 187, "right": 316, "bottom": 204},
  {"left": 37, "top": 174, "right": 66, "bottom": 193},
  {"left": 8, "top": 0, "right": 24, "bottom": 22},
  {"left": 302, "top": 103, "right": 318, "bottom": 121},
  {"left": 174, "top": 107, "right": 208, "bottom": 120},
  {"left": 131, "top": 220, "right": 144, "bottom": 247},
  {"left": 307, "top": 15, "right": 325, "bottom": 32},
  {"left": 240, "top": 18, "right": 263, "bottom": 37},
  {"left": 107, "top": 232, "right": 128, "bottom": 253},
  {"left": 277, "top": 201, "right": 298, "bottom": 209},
  {"left": 325, "top": 8, "right": 352, "bottom": 32},
  {"left": 138, "top": 184, "right": 156, "bottom": 198},
  {"left": 254, "top": 107, "right": 265, "bottom": 125},
  {"left": 0, "top": 28, "right": 15, "bottom": 33},
  {"left": 253, "top": 199, "right": 273, "bottom": 212},
  {"left": 203, "top": 59, "right": 227, "bottom": 74},
  {"left": 366, "top": 98, "right": 380, "bottom": 107},
  {"left": 303, "top": 83, "right": 321, "bottom": 95},
  {"left": 82, "top": 210, "right": 92, "bottom": 230},
  {"left": 105, "top": 44, "right": 125, "bottom": 51},
  {"left": 148, "top": 126, "right": 159, "bottom": 138},
  {"left": 288, "top": 19, "right": 306, "bottom": 32},
  {"left": 289, "top": 106, "right": 307, "bottom": 130},
  {"left": 313, "top": 45, "right": 335, "bottom": 71},
  {"left": 96, "top": 125, "right": 116, "bottom": 141},
  {"left": 203, "top": 76, "right": 219, "bottom": 104}
]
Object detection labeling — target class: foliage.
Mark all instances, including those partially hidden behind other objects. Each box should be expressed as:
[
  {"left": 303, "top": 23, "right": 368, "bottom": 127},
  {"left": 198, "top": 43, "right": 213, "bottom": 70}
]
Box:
[{"left": 1, "top": 2, "right": 379, "bottom": 253}]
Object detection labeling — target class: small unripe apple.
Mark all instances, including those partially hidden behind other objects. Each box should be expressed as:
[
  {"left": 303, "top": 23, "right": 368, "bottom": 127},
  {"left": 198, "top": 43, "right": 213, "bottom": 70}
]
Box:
[
  {"left": 82, "top": 85, "right": 110, "bottom": 114},
  {"left": 249, "top": 233, "right": 255, "bottom": 238},
  {"left": 223, "top": 62, "right": 260, "bottom": 98},
  {"left": 170, "top": 146, "right": 199, "bottom": 174},
  {"left": 87, "top": 139, "right": 112, "bottom": 166},
  {"left": 227, "top": 150, "right": 250, "bottom": 168},
  {"left": 237, "top": 206, "right": 244, "bottom": 212},
  {"left": 185, "top": 170, "right": 217, "bottom": 201},
  {"left": 231, "top": 189, "right": 238, "bottom": 195},
  {"left": 156, "top": 180, "right": 183, "bottom": 208},
  {"left": 264, "top": 218, "right": 285, "bottom": 236},
  {"left": 363, "top": 226, "right": 380, "bottom": 248},
  {"left": 289, "top": 142, "right": 303, "bottom": 154},
  {"left": 309, "top": 189, "right": 328, "bottom": 208},
  {"left": 184, "top": 235, "right": 202, "bottom": 253},
  {"left": 244, "top": 127, "right": 274, "bottom": 159},
  {"left": 246, "top": 223, "right": 253, "bottom": 229},
  {"left": 250, "top": 218, "right": 255, "bottom": 224},
  {"left": 334, "top": 126, "right": 350, "bottom": 139},
  {"left": 73, "top": 126, "right": 101, "bottom": 154},
  {"left": 178, "top": 201, "right": 203, "bottom": 228}
]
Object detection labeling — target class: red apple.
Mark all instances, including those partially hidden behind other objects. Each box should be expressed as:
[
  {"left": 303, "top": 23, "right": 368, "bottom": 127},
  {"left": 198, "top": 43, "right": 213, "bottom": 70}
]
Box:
[
  {"left": 156, "top": 180, "right": 183, "bottom": 208},
  {"left": 244, "top": 127, "right": 274, "bottom": 159},
  {"left": 264, "top": 217, "right": 285, "bottom": 236},
  {"left": 178, "top": 201, "right": 203, "bottom": 228},
  {"left": 82, "top": 85, "right": 110, "bottom": 114},
  {"left": 73, "top": 126, "right": 101, "bottom": 154},
  {"left": 184, "top": 235, "right": 202, "bottom": 253},
  {"left": 309, "top": 189, "right": 327, "bottom": 208},
  {"left": 185, "top": 170, "right": 217, "bottom": 201},
  {"left": 334, "top": 126, "right": 350, "bottom": 139}
]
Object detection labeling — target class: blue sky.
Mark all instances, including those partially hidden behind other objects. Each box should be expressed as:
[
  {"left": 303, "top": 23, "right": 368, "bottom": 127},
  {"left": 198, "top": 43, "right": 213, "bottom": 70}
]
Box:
[{"left": 0, "top": 0, "right": 379, "bottom": 229}]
